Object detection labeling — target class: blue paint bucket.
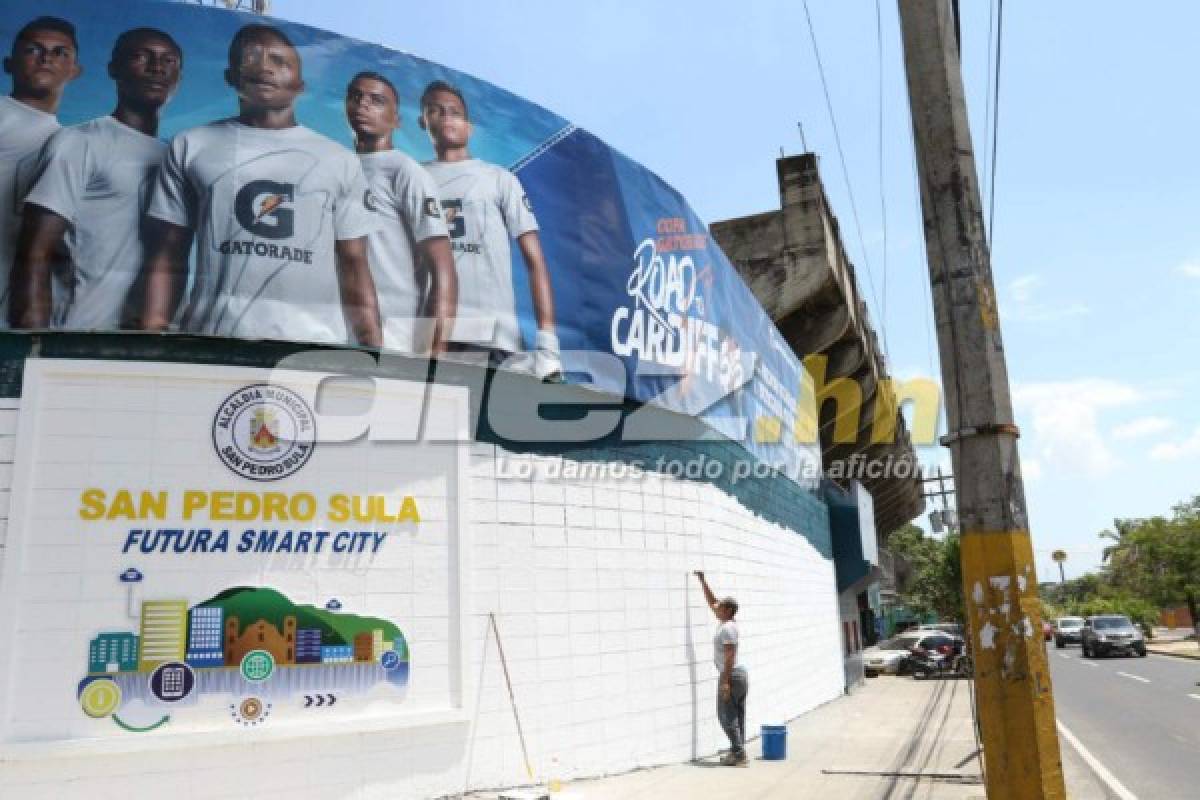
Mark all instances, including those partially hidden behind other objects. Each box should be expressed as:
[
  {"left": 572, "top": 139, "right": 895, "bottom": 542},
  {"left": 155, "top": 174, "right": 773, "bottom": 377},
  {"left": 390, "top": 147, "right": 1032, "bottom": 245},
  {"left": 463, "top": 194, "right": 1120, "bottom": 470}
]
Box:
[{"left": 761, "top": 724, "right": 787, "bottom": 760}]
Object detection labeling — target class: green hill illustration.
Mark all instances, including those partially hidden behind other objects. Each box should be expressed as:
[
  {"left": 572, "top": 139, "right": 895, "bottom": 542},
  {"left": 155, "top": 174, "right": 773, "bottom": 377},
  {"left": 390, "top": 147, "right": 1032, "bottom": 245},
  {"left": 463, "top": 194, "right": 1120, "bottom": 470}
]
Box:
[{"left": 198, "top": 587, "right": 407, "bottom": 657}]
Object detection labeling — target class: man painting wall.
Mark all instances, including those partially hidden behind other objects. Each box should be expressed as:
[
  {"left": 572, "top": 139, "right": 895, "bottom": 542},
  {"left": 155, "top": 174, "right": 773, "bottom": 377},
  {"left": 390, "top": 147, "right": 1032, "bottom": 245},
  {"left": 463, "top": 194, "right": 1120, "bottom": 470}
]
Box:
[{"left": 695, "top": 570, "right": 749, "bottom": 766}]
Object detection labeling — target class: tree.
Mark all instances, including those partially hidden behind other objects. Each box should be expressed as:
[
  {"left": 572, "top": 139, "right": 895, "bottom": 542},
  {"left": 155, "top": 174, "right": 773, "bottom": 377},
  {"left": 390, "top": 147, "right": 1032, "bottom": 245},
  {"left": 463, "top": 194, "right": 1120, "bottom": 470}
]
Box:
[
  {"left": 1101, "top": 496, "right": 1200, "bottom": 647},
  {"left": 886, "top": 524, "right": 964, "bottom": 622},
  {"left": 1099, "top": 518, "right": 1138, "bottom": 569}
]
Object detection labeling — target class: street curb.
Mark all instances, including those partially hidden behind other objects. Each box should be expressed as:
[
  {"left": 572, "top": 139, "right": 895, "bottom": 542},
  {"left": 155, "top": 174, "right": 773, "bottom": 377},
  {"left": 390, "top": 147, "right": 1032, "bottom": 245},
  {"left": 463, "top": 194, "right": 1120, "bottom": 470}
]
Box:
[{"left": 1145, "top": 648, "right": 1200, "bottom": 661}]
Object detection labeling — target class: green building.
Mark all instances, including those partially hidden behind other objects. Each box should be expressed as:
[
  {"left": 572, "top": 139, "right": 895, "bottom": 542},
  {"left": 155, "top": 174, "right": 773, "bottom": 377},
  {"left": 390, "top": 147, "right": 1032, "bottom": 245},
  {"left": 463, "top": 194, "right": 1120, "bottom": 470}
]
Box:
[{"left": 89, "top": 632, "right": 139, "bottom": 673}]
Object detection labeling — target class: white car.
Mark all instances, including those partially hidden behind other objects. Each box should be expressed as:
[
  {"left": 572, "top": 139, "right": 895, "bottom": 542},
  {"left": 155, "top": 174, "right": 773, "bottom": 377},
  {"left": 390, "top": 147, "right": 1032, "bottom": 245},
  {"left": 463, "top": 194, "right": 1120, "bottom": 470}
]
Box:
[{"left": 863, "top": 631, "right": 962, "bottom": 676}]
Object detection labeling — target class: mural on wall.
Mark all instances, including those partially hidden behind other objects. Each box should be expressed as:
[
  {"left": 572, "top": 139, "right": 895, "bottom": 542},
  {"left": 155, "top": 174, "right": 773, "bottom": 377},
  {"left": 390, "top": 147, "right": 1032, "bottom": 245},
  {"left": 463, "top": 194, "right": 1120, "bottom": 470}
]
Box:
[
  {"left": 0, "top": 361, "right": 464, "bottom": 746},
  {"left": 78, "top": 583, "right": 409, "bottom": 733}
]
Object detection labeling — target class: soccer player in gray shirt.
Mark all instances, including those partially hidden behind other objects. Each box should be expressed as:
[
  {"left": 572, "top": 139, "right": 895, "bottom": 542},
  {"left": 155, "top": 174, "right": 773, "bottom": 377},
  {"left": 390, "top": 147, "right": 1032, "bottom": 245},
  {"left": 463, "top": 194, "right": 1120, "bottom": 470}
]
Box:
[
  {"left": 419, "top": 81, "right": 562, "bottom": 380},
  {"left": 345, "top": 71, "right": 457, "bottom": 354},
  {"left": 12, "top": 28, "right": 182, "bottom": 330},
  {"left": 0, "top": 16, "right": 81, "bottom": 325},
  {"left": 138, "top": 24, "right": 381, "bottom": 348}
]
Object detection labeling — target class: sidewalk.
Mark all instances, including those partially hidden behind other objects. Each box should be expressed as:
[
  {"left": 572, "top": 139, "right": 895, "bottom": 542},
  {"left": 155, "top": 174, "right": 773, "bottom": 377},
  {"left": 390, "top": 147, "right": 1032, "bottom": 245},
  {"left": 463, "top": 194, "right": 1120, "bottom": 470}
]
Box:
[
  {"left": 475, "top": 676, "right": 1115, "bottom": 800},
  {"left": 1146, "top": 639, "right": 1200, "bottom": 659},
  {"left": 1147, "top": 627, "right": 1199, "bottom": 660}
]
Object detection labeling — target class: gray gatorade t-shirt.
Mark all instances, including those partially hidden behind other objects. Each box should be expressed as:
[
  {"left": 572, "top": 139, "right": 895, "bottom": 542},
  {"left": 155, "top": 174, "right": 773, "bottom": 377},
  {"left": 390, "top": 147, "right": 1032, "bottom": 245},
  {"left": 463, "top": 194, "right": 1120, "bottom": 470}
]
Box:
[
  {"left": 24, "top": 116, "right": 165, "bottom": 330},
  {"left": 359, "top": 149, "right": 448, "bottom": 352},
  {"left": 422, "top": 158, "right": 538, "bottom": 353},
  {"left": 147, "top": 119, "right": 377, "bottom": 344},
  {"left": 0, "top": 95, "right": 60, "bottom": 325}
]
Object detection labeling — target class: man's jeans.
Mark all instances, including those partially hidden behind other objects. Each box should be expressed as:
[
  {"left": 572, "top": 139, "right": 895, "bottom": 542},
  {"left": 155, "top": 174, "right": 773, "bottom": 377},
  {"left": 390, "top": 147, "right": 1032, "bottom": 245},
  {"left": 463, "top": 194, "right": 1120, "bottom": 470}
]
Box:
[{"left": 717, "top": 667, "right": 749, "bottom": 756}]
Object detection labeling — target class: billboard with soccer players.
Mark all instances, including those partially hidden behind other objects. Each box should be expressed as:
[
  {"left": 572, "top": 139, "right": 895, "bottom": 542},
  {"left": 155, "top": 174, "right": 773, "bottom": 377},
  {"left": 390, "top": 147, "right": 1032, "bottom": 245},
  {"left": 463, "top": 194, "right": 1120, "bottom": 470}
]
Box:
[{"left": 0, "top": 0, "right": 820, "bottom": 483}]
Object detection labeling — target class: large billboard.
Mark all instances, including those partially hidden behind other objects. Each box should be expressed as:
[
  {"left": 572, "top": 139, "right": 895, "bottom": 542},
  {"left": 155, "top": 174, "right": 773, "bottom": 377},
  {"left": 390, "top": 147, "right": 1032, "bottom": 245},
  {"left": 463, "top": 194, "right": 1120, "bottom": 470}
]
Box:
[{"left": 0, "top": 0, "right": 819, "bottom": 482}]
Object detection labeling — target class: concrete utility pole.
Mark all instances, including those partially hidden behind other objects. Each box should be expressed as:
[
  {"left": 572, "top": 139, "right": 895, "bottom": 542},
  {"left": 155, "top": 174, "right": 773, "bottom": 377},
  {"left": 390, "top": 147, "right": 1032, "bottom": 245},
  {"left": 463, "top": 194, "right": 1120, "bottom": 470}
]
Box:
[{"left": 896, "top": 1, "right": 1066, "bottom": 798}]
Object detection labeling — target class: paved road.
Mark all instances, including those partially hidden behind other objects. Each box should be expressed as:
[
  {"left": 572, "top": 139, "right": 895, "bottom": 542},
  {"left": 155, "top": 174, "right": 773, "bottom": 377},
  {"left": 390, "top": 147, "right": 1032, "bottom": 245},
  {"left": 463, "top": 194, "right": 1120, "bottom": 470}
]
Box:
[{"left": 1049, "top": 644, "right": 1200, "bottom": 799}]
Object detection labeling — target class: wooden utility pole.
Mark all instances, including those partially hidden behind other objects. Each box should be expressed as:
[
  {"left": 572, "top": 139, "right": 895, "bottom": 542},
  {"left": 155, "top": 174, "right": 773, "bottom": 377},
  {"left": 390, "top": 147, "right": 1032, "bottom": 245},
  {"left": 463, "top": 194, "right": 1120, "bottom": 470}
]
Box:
[{"left": 897, "top": 1, "right": 1066, "bottom": 798}]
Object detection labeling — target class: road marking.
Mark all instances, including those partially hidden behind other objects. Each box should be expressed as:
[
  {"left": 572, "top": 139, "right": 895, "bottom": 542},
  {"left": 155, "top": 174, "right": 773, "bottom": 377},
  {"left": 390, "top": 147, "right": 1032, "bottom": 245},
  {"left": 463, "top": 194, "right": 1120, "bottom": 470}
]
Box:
[
  {"left": 1057, "top": 654, "right": 1071, "bottom": 660},
  {"left": 1056, "top": 720, "right": 1138, "bottom": 800},
  {"left": 1188, "top": 694, "right": 1200, "bottom": 702},
  {"left": 1080, "top": 661, "right": 1098, "bottom": 668},
  {"left": 1116, "top": 672, "right": 1150, "bottom": 683}
]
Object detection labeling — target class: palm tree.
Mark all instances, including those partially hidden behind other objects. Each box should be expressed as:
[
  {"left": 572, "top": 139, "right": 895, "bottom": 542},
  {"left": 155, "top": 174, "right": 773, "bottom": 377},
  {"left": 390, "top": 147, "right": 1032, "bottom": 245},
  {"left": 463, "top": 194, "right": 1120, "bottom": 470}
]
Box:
[{"left": 1099, "top": 518, "right": 1139, "bottom": 566}]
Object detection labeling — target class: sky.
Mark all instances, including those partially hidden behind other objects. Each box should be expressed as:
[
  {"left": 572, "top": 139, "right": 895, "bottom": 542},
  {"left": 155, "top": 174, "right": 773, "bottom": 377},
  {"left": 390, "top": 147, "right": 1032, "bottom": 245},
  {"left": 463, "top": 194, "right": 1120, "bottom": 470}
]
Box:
[{"left": 268, "top": 0, "right": 1200, "bottom": 581}]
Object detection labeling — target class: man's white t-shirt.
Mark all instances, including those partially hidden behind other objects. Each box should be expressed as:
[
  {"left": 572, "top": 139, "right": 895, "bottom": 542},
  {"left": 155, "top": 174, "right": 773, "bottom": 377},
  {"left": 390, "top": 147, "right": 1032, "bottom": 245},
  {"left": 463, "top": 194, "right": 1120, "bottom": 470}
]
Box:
[
  {"left": 421, "top": 158, "right": 538, "bottom": 353},
  {"left": 24, "top": 116, "right": 165, "bottom": 330},
  {"left": 359, "top": 149, "right": 448, "bottom": 352},
  {"left": 714, "top": 620, "right": 745, "bottom": 672},
  {"left": 0, "top": 95, "right": 60, "bottom": 325},
  {"left": 147, "top": 119, "right": 377, "bottom": 345}
]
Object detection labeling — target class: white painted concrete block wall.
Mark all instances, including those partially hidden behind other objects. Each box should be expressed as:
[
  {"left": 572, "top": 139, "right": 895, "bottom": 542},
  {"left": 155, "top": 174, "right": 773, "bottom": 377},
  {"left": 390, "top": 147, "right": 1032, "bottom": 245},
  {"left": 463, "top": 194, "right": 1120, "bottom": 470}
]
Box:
[
  {"left": 0, "top": 400, "right": 18, "bottom": 577},
  {"left": 456, "top": 445, "right": 844, "bottom": 791},
  {"left": 0, "top": 438, "right": 843, "bottom": 799}
]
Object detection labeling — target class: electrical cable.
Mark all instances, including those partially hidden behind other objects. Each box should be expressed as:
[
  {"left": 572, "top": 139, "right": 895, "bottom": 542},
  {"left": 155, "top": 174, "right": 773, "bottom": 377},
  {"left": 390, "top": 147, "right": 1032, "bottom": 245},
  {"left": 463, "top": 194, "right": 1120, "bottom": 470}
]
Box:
[
  {"left": 982, "top": 0, "right": 996, "bottom": 226},
  {"left": 876, "top": 0, "right": 890, "bottom": 357},
  {"left": 988, "top": 0, "right": 1004, "bottom": 243},
  {"left": 801, "top": 0, "right": 884, "bottom": 333}
]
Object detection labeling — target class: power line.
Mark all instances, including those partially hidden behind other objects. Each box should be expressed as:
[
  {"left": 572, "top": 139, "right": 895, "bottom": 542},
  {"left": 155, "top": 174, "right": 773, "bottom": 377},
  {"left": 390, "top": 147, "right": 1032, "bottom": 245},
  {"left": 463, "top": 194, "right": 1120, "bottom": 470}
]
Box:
[
  {"left": 982, "top": 0, "right": 996, "bottom": 228},
  {"left": 800, "top": 0, "right": 884, "bottom": 346},
  {"left": 876, "top": 0, "right": 890, "bottom": 356},
  {"left": 988, "top": 0, "right": 1004, "bottom": 242}
]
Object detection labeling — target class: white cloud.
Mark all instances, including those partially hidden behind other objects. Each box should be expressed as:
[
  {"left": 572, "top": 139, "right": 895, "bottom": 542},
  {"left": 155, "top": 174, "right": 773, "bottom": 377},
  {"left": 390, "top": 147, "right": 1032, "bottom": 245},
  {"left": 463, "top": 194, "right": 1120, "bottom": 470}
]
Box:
[
  {"left": 1012, "top": 379, "right": 1143, "bottom": 477},
  {"left": 1003, "top": 274, "right": 1089, "bottom": 323},
  {"left": 1112, "top": 416, "right": 1174, "bottom": 440},
  {"left": 1177, "top": 261, "right": 1200, "bottom": 279},
  {"left": 1022, "top": 458, "right": 1043, "bottom": 481},
  {"left": 1150, "top": 426, "right": 1200, "bottom": 461},
  {"left": 1010, "top": 274, "right": 1041, "bottom": 303}
]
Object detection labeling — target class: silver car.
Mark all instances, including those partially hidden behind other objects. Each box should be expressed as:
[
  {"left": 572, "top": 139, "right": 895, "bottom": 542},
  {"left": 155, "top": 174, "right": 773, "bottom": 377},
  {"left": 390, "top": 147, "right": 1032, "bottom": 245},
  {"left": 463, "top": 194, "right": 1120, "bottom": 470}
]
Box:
[
  {"left": 1054, "top": 616, "right": 1085, "bottom": 648},
  {"left": 1081, "top": 615, "right": 1147, "bottom": 658}
]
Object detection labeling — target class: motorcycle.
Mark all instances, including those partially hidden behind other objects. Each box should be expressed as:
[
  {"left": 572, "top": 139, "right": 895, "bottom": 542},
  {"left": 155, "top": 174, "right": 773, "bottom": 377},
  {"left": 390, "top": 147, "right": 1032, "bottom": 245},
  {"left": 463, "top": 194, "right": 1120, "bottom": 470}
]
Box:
[{"left": 909, "top": 641, "right": 974, "bottom": 679}]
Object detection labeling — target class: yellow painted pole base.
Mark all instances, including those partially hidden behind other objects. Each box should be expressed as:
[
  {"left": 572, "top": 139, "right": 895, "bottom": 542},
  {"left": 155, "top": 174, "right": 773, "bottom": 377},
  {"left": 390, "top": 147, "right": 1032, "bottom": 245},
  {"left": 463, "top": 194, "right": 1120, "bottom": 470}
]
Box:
[{"left": 961, "top": 530, "right": 1067, "bottom": 800}]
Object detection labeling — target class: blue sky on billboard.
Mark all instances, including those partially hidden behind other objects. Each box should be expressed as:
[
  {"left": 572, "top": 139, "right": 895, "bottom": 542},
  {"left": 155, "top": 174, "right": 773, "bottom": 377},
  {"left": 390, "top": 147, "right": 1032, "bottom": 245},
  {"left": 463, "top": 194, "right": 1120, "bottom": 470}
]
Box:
[{"left": 268, "top": 0, "right": 1200, "bottom": 581}]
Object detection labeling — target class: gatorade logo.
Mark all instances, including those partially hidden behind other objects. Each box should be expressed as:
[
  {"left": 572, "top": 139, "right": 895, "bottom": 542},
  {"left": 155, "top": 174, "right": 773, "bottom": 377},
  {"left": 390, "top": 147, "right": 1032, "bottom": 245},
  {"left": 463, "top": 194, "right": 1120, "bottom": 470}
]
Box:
[{"left": 235, "top": 180, "right": 295, "bottom": 239}]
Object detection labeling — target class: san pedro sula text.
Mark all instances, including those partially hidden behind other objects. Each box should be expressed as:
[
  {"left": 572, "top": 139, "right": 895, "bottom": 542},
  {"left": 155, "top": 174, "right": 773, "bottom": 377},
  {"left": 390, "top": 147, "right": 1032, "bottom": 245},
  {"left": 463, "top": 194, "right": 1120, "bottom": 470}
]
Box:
[
  {"left": 79, "top": 489, "right": 421, "bottom": 524},
  {"left": 79, "top": 490, "right": 421, "bottom": 555}
]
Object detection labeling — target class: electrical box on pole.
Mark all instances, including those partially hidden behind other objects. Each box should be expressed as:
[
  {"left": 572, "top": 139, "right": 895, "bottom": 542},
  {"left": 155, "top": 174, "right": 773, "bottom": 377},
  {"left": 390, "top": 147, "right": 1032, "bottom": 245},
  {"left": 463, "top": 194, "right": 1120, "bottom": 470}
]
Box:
[{"left": 896, "top": 1, "right": 1066, "bottom": 797}]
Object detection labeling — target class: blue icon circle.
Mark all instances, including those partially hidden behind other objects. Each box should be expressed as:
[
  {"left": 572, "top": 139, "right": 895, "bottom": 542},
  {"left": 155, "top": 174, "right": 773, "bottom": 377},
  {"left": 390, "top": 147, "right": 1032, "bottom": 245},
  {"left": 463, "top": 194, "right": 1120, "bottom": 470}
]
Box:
[{"left": 380, "top": 650, "right": 400, "bottom": 670}]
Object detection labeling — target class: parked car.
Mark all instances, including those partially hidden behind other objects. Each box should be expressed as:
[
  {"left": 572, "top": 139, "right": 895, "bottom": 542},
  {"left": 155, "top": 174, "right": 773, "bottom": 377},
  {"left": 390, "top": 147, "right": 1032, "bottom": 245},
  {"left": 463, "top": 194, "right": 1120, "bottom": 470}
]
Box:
[
  {"left": 863, "top": 631, "right": 962, "bottom": 676},
  {"left": 1054, "top": 616, "right": 1085, "bottom": 648},
  {"left": 916, "top": 622, "right": 965, "bottom": 638},
  {"left": 1081, "top": 615, "right": 1147, "bottom": 658}
]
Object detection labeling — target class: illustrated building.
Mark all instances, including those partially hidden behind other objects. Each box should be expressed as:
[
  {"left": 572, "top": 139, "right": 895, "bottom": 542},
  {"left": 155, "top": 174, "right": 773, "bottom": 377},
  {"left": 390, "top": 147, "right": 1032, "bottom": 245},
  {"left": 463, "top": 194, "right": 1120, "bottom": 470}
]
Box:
[
  {"left": 295, "top": 627, "right": 322, "bottom": 664},
  {"left": 224, "top": 615, "right": 296, "bottom": 666},
  {"left": 138, "top": 599, "right": 188, "bottom": 672},
  {"left": 186, "top": 606, "right": 225, "bottom": 667},
  {"left": 89, "top": 632, "right": 139, "bottom": 673},
  {"left": 353, "top": 632, "right": 373, "bottom": 662},
  {"left": 371, "top": 628, "right": 384, "bottom": 660},
  {"left": 320, "top": 644, "right": 352, "bottom": 664}
]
